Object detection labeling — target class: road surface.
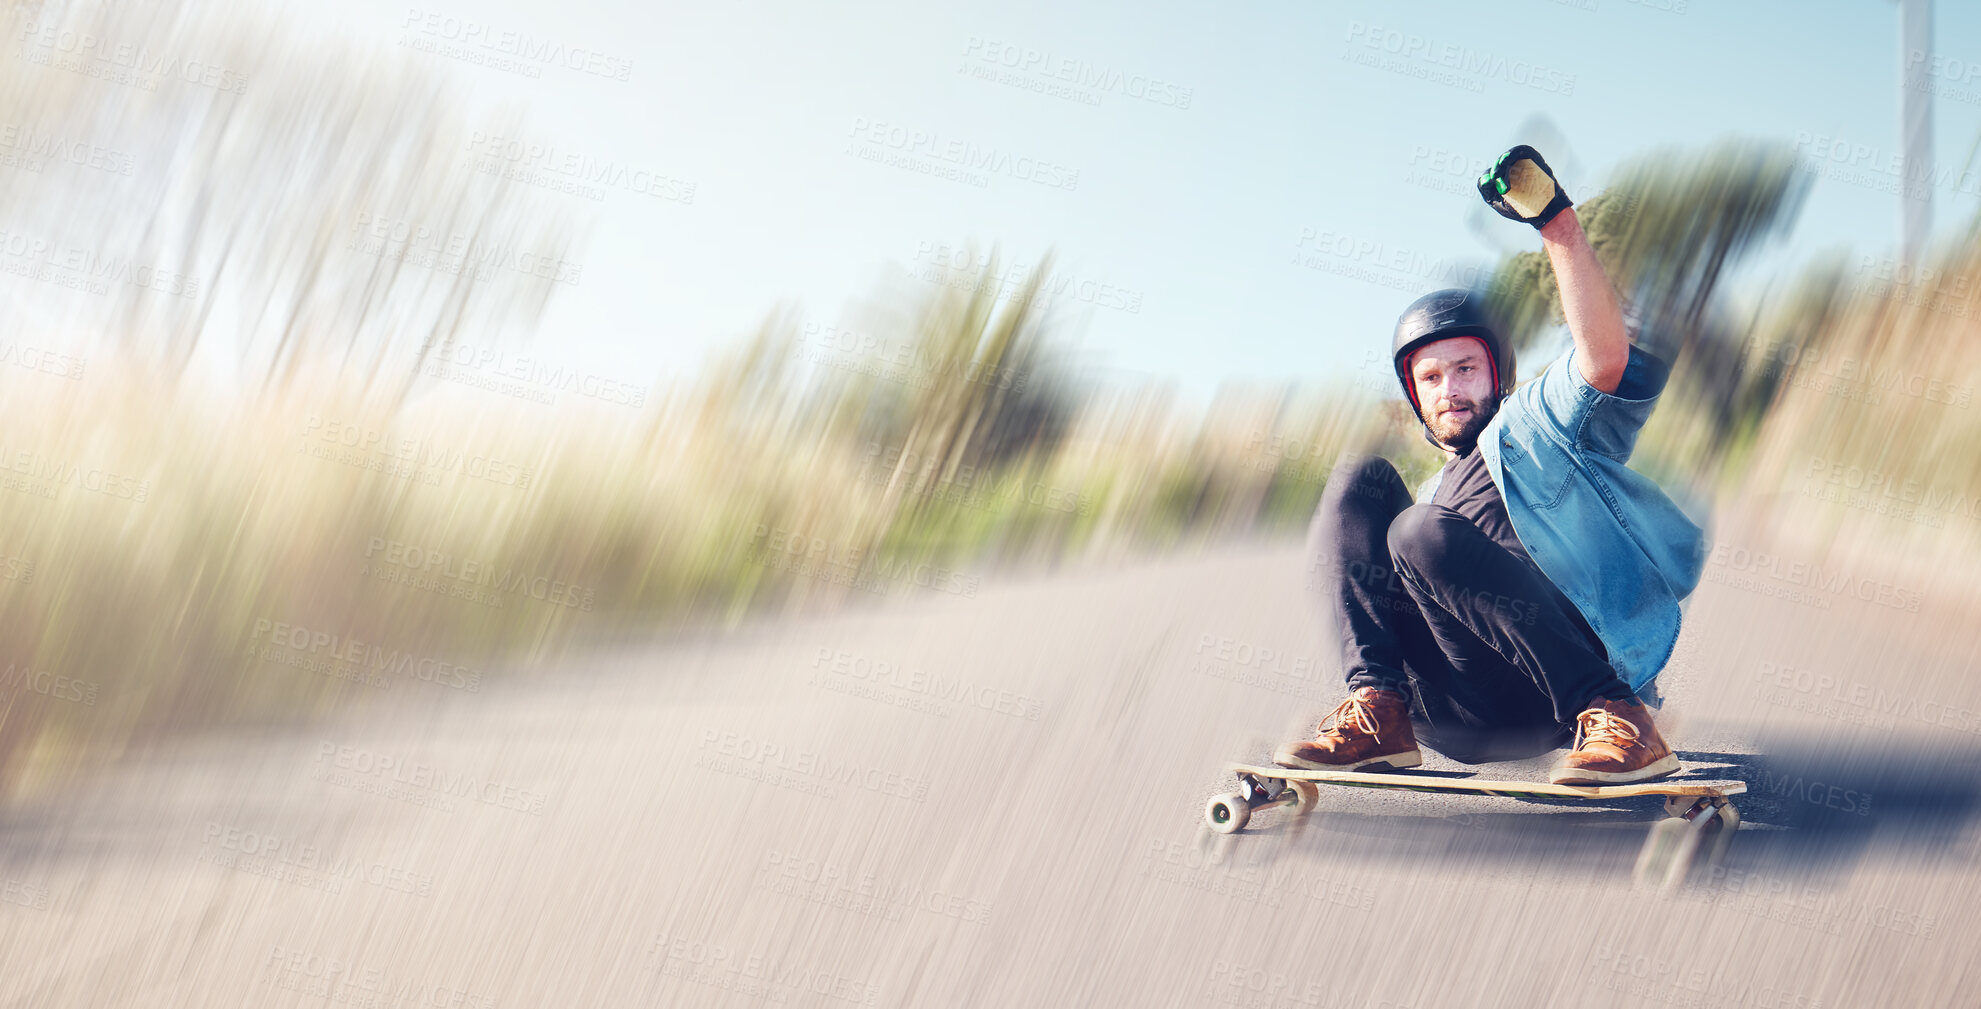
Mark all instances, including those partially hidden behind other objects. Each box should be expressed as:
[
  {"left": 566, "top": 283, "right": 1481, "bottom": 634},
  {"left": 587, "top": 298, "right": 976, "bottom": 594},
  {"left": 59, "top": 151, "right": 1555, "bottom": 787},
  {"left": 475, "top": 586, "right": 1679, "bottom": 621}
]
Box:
[{"left": 2, "top": 523, "right": 1977, "bottom": 1008}]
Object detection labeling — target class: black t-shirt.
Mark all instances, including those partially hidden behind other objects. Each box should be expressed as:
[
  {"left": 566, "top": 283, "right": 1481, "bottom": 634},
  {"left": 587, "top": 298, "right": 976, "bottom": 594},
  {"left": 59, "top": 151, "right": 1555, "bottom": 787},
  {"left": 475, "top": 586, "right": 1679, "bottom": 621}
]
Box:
[
  {"left": 1431, "top": 445, "right": 1533, "bottom": 567},
  {"left": 1428, "top": 443, "right": 1607, "bottom": 661}
]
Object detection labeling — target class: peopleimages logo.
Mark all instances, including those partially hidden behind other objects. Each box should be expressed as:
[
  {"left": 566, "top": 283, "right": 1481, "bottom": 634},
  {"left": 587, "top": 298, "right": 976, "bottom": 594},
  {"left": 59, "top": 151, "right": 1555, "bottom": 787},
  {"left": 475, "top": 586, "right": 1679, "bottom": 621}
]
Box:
[
  {"left": 201, "top": 823, "right": 434, "bottom": 897},
  {"left": 1792, "top": 131, "right": 1981, "bottom": 199},
  {"left": 859, "top": 443, "right": 1090, "bottom": 516},
  {"left": 349, "top": 212, "right": 584, "bottom": 287},
  {"left": 1703, "top": 540, "right": 1922, "bottom": 612},
  {"left": 462, "top": 132, "right": 695, "bottom": 205},
  {"left": 0, "top": 342, "right": 86, "bottom": 380},
  {"left": 758, "top": 850, "right": 994, "bottom": 926},
  {"left": 0, "top": 125, "right": 136, "bottom": 176},
  {"left": 697, "top": 728, "right": 931, "bottom": 802},
  {"left": 0, "top": 878, "right": 49, "bottom": 910},
  {"left": 1592, "top": 944, "right": 1826, "bottom": 1007},
  {"left": 263, "top": 946, "right": 497, "bottom": 1009},
  {"left": 958, "top": 36, "right": 1194, "bottom": 109},
  {"left": 1764, "top": 343, "right": 1973, "bottom": 405},
  {"left": 1756, "top": 660, "right": 1981, "bottom": 737},
  {"left": 312, "top": 742, "right": 549, "bottom": 814},
  {"left": 1906, "top": 48, "right": 1981, "bottom": 85},
  {"left": 750, "top": 525, "right": 982, "bottom": 599},
  {"left": 1342, "top": 22, "right": 1576, "bottom": 96},
  {"left": 809, "top": 648, "right": 1044, "bottom": 720},
  {"left": 652, "top": 929, "right": 879, "bottom": 1006},
  {"left": 363, "top": 536, "right": 597, "bottom": 610},
  {"left": 421, "top": 338, "right": 648, "bottom": 408},
  {"left": 301, "top": 415, "right": 536, "bottom": 490},
  {"left": 400, "top": 9, "right": 633, "bottom": 81},
  {"left": 1802, "top": 455, "right": 1981, "bottom": 525},
  {"left": 0, "top": 227, "right": 199, "bottom": 298},
  {"left": 247, "top": 619, "right": 482, "bottom": 692},
  {"left": 0, "top": 444, "right": 148, "bottom": 503},
  {"left": 844, "top": 118, "right": 1080, "bottom": 191},
  {"left": 0, "top": 661, "right": 98, "bottom": 706},
  {"left": 1290, "top": 226, "right": 1486, "bottom": 292},
  {"left": 15, "top": 21, "right": 249, "bottom": 93}
]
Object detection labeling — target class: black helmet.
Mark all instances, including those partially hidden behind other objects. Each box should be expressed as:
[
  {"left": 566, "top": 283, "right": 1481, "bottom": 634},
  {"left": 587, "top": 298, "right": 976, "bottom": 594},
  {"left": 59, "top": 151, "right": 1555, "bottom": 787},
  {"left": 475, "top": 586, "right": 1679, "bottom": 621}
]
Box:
[{"left": 1390, "top": 288, "right": 1514, "bottom": 423}]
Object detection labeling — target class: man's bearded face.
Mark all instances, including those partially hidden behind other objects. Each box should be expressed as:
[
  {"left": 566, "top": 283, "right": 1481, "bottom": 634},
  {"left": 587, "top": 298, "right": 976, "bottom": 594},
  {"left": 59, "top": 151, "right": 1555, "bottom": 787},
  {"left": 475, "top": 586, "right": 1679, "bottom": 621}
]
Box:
[{"left": 1408, "top": 336, "right": 1499, "bottom": 450}]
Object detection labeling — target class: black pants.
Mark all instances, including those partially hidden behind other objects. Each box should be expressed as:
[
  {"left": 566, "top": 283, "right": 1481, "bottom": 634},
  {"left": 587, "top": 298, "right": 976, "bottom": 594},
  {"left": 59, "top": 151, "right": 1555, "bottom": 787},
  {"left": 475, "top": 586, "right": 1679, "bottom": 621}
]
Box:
[{"left": 1305, "top": 456, "right": 1634, "bottom": 764}]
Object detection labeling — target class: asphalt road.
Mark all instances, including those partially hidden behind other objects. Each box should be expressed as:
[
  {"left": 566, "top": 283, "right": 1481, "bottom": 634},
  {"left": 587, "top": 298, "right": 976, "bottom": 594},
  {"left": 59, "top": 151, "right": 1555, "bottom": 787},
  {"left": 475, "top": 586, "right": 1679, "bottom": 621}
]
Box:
[{"left": 2, "top": 521, "right": 1977, "bottom": 1008}]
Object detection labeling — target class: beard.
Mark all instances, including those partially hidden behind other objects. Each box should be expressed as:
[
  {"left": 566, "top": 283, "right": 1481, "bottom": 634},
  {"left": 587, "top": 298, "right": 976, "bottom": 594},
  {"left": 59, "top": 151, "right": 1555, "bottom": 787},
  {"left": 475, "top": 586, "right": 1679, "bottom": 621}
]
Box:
[{"left": 1424, "top": 395, "right": 1495, "bottom": 450}]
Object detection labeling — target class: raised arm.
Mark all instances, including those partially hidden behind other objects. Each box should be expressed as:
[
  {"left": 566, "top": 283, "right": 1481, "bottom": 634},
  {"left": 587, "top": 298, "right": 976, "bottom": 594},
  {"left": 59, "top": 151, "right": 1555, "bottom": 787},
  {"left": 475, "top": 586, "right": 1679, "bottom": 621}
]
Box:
[
  {"left": 1478, "top": 145, "right": 1629, "bottom": 394},
  {"left": 1538, "top": 209, "right": 1627, "bottom": 394}
]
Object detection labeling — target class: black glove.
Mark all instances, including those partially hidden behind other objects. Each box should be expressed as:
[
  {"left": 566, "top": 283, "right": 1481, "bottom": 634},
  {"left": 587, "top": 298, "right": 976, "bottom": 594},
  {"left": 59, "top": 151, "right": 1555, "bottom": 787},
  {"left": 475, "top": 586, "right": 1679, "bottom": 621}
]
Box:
[{"left": 1477, "top": 145, "right": 1573, "bottom": 230}]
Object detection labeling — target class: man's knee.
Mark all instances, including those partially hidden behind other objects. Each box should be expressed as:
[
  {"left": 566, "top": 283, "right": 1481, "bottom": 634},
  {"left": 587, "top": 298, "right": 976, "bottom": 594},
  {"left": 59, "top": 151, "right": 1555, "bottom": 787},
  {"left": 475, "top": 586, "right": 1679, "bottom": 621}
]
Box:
[
  {"left": 1323, "top": 455, "right": 1403, "bottom": 510},
  {"left": 1307, "top": 456, "right": 1405, "bottom": 578},
  {"left": 1386, "top": 504, "right": 1461, "bottom": 575}
]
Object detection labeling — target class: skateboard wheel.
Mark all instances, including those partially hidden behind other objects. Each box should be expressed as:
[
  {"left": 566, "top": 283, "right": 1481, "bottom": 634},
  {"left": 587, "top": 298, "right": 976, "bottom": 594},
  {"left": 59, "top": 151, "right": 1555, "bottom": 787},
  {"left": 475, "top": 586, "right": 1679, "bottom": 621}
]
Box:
[
  {"left": 1206, "top": 793, "right": 1250, "bottom": 834},
  {"left": 1287, "top": 780, "right": 1320, "bottom": 816},
  {"left": 1635, "top": 800, "right": 1729, "bottom": 894},
  {"left": 1657, "top": 807, "right": 1721, "bottom": 894},
  {"left": 1706, "top": 802, "right": 1740, "bottom": 870},
  {"left": 1633, "top": 817, "right": 1687, "bottom": 890}
]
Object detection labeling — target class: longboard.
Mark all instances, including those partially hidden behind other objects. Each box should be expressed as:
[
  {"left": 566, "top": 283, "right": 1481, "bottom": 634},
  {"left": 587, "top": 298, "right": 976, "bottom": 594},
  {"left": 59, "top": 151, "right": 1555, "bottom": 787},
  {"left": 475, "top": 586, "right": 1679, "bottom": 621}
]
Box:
[
  {"left": 1227, "top": 762, "right": 1747, "bottom": 801},
  {"left": 1209, "top": 762, "right": 1746, "bottom": 893}
]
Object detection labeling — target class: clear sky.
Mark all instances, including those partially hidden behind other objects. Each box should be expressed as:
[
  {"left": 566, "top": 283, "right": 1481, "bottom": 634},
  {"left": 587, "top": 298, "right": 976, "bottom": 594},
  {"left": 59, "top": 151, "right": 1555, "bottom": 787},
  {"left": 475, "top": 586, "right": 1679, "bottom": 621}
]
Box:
[{"left": 304, "top": 0, "right": 1981, "bottom": 397}]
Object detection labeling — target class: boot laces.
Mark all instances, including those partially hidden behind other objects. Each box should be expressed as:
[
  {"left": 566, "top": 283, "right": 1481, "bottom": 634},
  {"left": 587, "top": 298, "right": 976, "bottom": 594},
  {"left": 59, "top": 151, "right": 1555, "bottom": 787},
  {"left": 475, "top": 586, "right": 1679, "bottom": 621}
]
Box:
[
  {"left": 1318, "top": 694, "right": 1384, "bottom": 744},
  {"left": 1574, "top": 708, "right": 1640, "bottom": 752}
]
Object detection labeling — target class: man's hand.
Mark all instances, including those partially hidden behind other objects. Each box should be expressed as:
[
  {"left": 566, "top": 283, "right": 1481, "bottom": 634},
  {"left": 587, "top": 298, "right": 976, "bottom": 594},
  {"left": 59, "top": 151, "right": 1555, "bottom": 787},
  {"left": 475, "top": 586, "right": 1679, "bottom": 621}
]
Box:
[
  {"left": 1476, "top": 144, "right": 1628, "bottom": 392},
  {"left": 1477, "top": 145, "right": 1574, "bottom": 231}
]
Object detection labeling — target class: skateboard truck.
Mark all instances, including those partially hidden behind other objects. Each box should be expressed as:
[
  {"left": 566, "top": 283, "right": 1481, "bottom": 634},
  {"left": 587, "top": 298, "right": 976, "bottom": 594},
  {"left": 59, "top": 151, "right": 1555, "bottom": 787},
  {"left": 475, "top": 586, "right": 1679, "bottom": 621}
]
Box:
[{"left": 1208, "top": 772, "right": 1320, "bottom": 832}]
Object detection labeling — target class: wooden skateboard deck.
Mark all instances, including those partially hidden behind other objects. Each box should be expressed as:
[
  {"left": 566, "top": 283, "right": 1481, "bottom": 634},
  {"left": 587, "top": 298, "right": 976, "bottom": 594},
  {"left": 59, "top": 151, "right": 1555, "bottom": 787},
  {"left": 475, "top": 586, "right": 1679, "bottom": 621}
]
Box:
[{"left": 1227, "top": 762, "right": 1747, "bottom": 801}]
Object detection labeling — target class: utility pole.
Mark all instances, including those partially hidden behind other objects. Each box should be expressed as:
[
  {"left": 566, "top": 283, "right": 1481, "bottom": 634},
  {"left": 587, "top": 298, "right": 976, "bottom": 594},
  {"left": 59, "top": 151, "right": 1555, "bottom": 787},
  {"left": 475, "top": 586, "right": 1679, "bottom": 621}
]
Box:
[{"left": 1897, "top": 0, "right": 1934, "bottom": 267}]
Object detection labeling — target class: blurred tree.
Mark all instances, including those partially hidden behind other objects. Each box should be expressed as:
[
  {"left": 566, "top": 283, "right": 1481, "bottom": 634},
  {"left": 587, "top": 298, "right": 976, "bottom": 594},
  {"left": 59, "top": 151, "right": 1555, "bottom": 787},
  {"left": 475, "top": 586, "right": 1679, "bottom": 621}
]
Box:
[
  {"left": 0, "top": 0, "right": 582, "bottom": 404},
  {"left": 1485, "top": 140, "right": 1812, "bottom": 478},
  {"left": 874, "top": 248, "right": 1076, "bottom": 506},
  {"left": 1488, "top": 140, "right": 1808, "bottom": 359}
]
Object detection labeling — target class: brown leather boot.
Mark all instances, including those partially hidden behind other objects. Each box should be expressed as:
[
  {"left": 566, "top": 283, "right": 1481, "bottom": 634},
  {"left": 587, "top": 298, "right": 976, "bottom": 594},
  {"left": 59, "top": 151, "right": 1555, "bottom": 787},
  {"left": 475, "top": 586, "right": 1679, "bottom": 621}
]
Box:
[
  {"left": 1549, "top": 697, "right": 1680, "bottom": 784},
  {"left": 1273, "top": 686, "right": 1423, "bottom": 772}
]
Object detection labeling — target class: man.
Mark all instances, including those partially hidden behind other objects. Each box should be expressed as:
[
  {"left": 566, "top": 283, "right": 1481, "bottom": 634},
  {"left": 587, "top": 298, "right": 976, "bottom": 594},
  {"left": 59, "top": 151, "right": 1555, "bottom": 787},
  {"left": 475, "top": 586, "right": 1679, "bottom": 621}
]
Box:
[{"left": 1276, "top": 145, "right": 1706, "bottom": 785}]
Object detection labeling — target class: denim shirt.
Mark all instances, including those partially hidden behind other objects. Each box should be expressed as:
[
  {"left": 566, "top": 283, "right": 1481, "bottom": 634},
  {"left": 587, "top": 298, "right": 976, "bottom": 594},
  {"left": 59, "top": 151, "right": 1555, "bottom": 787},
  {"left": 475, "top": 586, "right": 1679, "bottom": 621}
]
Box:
[{"left": 1417, "top": 344, "right": 1705, "bottom": 691}]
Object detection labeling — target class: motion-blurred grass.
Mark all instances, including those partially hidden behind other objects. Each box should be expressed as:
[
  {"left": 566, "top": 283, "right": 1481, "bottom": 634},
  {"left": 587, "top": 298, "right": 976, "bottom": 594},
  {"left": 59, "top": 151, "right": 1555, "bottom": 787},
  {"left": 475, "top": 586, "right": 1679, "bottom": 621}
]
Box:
[{"left": 0, "top": 265, "right": 1395, "bottom": 795}]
